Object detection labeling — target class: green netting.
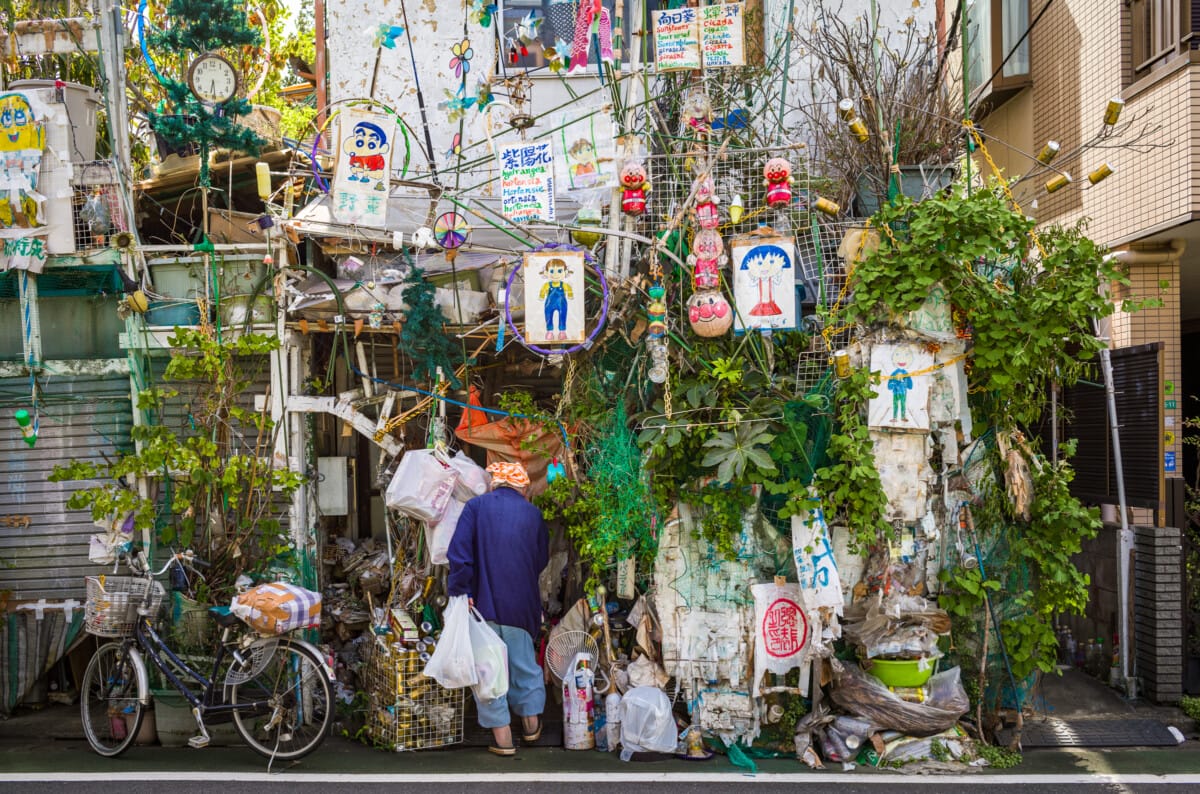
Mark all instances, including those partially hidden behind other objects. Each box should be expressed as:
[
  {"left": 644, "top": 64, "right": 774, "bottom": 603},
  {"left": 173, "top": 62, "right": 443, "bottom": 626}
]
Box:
[{"left": 760, "top": 369, "right": 837, "bottom": 535}]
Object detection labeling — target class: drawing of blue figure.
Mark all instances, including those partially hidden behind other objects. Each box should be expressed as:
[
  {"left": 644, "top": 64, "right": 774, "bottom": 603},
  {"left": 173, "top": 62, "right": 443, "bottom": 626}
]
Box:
[
  {"left": 537, "top": 257, "right": 574, "bottom": 341},
  {"left": 342, "top": 121, "right": 390, "bottom": 190},
  {"left": 888, "top": 350, "right": 914, "bottom": 421}
]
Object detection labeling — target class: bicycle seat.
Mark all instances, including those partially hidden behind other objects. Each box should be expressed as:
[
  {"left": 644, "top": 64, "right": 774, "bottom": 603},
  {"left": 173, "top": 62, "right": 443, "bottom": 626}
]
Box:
[{"left": 208, "top": 606, "right": 242, "bottom": 628}]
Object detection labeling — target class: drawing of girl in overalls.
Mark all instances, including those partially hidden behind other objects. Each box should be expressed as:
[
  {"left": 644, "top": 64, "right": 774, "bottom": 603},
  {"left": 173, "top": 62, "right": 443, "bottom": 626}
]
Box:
[{"left": 538, "top": 257, "right": 574, "bottom": 341}]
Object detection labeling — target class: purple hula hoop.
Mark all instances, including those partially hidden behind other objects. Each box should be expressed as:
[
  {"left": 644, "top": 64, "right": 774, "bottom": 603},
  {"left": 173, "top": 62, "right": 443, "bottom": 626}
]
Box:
[{"left": 504, "top": 242, "right": 610, "bottom": 357}]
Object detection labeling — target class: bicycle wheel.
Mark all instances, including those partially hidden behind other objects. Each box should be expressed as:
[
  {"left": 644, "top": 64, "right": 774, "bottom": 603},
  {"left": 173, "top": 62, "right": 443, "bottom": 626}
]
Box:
[
  {"left": 230, "top": 639, "right": 332, "bottom": 760},
  {"left": 80, "top": 642, "right": 145, "bottom": 757}
]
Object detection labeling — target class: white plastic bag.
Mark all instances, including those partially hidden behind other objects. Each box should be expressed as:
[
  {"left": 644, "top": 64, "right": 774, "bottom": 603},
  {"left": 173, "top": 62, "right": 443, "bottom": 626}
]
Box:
[
  {"left": 468, "top": 608, "right": 509, "bottom": 702},
  {"left": 426, "top": 498, "right": 465, "bottom": 566},
  {"left": 449, "top": 451, "right": 490, "bottom": 501},
  {"left": 422, "top": 595, "right": 478, "bottom": 688},
  {"left": 385, "top": 449, "right": 458, "bottom": 521},
  {"left": 619, "top": 686, "right": 678, "bottom": 759}
]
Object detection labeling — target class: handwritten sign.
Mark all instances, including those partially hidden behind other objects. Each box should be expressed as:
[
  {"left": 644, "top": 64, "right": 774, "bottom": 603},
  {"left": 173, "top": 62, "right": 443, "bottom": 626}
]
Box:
[
  {"left": 332, "top": 108, "right": 396, "bottom": 229},
  {"left": 751, "top": 582, "right": 811, "bottom": 696},
  {"left": 653, "top": 7, "right": 701, "bottom": 71},
  {"left": 500, "top": 142, "right": 556, "bottom": 223},
  {"left": 0, "top": 232, "right": 48, "bottom": 273},
  {"left": 700, "top": 3, "right": 745, "bottom": 67}
]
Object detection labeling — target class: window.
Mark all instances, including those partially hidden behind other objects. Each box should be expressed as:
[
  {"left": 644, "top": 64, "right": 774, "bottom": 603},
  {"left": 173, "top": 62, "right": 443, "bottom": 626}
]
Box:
[
  {"left": 499, "top": 0, "right": 661, "bottom": 72},
  {"left": 1129, "top": 0, "right": 1197, "bottom": 80},
  {"left": 966, "top": 0, "right": 1031, "bottom": 101}
]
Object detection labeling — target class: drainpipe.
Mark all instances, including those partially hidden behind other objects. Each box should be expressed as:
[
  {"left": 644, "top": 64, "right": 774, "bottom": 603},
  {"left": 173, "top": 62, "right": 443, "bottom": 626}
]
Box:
[
  {"left": 315, "top": 0, "right": 328, "bottom": 127},
  {"left": 1100, "top": 239, "right": 1184, "bottom": 697}
]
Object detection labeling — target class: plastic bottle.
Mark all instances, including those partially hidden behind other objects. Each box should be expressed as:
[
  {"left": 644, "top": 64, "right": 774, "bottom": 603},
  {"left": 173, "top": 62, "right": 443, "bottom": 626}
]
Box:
[
  {"left": 1074, "top": 635, "right": 1086, "bottom": 668},
  {"left": 606, "top": 692, "right": 622, "bottom": 751},
  {"left": 593, "top": 692, "right": 608, "bottom": 751},
  {"left": 1065, "top": 630, "right": 1076, "bottom": 667}
]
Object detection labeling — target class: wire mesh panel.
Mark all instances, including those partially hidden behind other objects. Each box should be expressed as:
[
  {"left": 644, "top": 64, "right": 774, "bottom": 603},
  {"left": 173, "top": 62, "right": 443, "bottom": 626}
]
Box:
[
  {"left": 72, "top": 160, "right": 127, "bottom": 251},
  {"left": 361, "top": 640, "right": 465, "bottom": 751}
]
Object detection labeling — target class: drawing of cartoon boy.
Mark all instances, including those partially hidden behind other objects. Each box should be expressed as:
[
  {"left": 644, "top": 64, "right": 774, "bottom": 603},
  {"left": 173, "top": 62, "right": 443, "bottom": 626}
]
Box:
[
  {"left": 538, "top": 257, "right": 574, "bottom": 341},
  {"left": 888, "top": 350, "right": 914, "bottom": 421},
  {"left": 342, "top": 121, "right": 390, "bottom": 190}
]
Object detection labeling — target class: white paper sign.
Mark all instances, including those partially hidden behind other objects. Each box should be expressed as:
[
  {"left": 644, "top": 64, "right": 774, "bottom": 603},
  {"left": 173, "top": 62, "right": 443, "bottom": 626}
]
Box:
[
  {"left": 0, "top": 232, "right": 48, "bottom": 273},
  {"left": 867, "top": 341, "right": 934, "bottom": 431},
  {"left": 332, "top": 108, "right": 396, "bottom": 228},
  {"left": 700, "top": 3, "right": 745, "bottom": 67},
  {"left": 500, "top": 142, "right": 556, "bottom": 223},
  {"left": 523, "top": 249, "right": 585, "bottom": 345},
  {"left": 751, "top": 582, "right": 810, "bottom": 697},
  {"left": 653, "top": 7, "right": 701, "bottom": 70},
  {"left": 731, "top": 235, "right": 797, "bottom": 332},
  {"left": 554, "top": 108, "right": 617, "bottom": 193},
  {"left": 791, "top": 491, "right": 843, "bottom": 615}
]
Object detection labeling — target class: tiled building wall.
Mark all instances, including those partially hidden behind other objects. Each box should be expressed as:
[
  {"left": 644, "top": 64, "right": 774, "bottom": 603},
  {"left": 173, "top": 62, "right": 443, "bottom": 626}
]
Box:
[{"left": 1024, "top": 1, "right": 1187, "bottom": 494}]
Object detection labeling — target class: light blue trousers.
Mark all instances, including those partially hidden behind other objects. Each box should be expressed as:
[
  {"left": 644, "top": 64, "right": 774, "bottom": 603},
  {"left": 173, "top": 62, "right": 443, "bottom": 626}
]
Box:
[{"left": 474, "top": 623, "right": 546, "bottom": 729}]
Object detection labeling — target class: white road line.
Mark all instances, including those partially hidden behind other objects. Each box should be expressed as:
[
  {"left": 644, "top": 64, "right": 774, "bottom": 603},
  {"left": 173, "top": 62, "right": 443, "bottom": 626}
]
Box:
[{"left": 1, "top": 772, "right": 1198, "bottom": 784}]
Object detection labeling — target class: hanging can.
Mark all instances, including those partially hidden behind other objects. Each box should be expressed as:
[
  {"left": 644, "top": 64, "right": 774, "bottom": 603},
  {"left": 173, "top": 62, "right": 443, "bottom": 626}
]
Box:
[{"left": 833, "top": 350, "right": 851, "bottom": 378}]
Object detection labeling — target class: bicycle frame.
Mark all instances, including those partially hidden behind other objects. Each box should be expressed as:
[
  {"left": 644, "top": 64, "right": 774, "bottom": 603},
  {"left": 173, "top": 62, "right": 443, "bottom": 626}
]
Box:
[{"left": 133, "top": 615, "right": 272, "bottom": 721}]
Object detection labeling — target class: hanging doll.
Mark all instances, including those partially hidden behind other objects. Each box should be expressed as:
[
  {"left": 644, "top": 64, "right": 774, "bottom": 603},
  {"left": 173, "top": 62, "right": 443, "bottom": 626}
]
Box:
[
  {"left": 688, "top": 228, "right": 725, "bottom": 289},
  {"left": 691, "top": 174, "right": 720, "bottom": 230},
  {"left": 620, "top": 159, "right": 651, "bottom": 216},
  {"left": 763, "top": 157, "right": 794, "bottom": 208},
  {"left": 680, "top": 91, "right": 712, "bottom": 138},
  {"left": 569, "top": 0, "right": 614, "bottom": 73},
  {"left": 687, "top": 290, "right": 733, "bottom": 337}
]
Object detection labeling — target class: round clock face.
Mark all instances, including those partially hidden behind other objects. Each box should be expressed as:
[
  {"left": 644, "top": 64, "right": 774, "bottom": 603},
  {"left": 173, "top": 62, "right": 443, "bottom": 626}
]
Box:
[{"left": 188, "top": 53, "right": 238, "bottom": 104}]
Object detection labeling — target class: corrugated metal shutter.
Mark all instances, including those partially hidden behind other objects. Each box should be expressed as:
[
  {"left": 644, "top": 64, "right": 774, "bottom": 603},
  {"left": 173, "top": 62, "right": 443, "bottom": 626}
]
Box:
[
  {"left": 0, "top": 372, "right": 133, "bottom": 601},
  {"left": 1061, "top": 343, "right": 1161, "bottom": 508}
]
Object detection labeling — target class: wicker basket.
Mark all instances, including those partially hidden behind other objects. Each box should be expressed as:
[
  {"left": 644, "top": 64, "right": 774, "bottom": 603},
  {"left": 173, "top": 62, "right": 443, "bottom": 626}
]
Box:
[
  {"left": 85, "top": 576, "right": 165, "bottom": 637},
  {"left": 361, "top": 641, "right": 465, "bottom": 751}
]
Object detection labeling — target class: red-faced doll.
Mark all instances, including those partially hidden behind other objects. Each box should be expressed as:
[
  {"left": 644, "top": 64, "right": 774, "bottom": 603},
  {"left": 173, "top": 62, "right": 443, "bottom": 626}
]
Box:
[
  {"left": 620, "top": 160, "right": 650, "bottom": 216},
  {"left": 763, "top": 157, "right": 794, "bottom": 208}
]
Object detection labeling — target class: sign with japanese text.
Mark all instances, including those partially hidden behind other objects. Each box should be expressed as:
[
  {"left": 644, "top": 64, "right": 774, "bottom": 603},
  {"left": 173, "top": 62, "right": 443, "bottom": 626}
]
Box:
[
  {"left": 751, "top": 582, "right": 810, "bottom": 696},
  {"left": 791, "top": 489, "right": 843, "bottom": 615},
  {"left": 332, "top": 108, "right": 395, "bottom": 228},
  {"left": 500, "top": 142, "right": 556, "bottom": 223},
  {"left": 0, "top": 232, "right": 48, "bottom": 273},
  {"left": 699, "top": 3, "right": 745, "bottom": 68},
  {"left": 653, "top": 7, "right": 701, "bottom": 71}
]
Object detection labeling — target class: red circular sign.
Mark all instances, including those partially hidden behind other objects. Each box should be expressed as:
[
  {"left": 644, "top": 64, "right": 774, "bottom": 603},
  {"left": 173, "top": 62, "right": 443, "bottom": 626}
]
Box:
[{"left": 761, "top": 597, "right": 809, "bottom": 658}]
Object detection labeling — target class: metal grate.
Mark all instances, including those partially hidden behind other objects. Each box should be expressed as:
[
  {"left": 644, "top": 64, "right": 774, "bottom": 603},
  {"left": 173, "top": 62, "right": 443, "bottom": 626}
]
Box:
[
  {"left": 0, "top": 265, "right": 122, "bottom": 299},
  {"left": 71, "top": 160, "right": 128, "bottom": 252},
  {"left": 1015, "top": 718, "right": 1180, "bottom": 748},
  {"left": 360, "top": 639, "right": 466, "bottom": 751}
]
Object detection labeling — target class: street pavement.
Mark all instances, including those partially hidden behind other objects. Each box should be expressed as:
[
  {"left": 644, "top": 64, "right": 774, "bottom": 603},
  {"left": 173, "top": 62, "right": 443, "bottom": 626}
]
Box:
[{"left": 3, "top": 667, "right": 1200, "bottom": 789}]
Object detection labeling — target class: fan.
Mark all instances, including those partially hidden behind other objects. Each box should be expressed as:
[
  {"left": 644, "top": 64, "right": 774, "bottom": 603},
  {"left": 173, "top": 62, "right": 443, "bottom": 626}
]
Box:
[{"left": 545, "top": 629, "right": 598, "bottom": 682}]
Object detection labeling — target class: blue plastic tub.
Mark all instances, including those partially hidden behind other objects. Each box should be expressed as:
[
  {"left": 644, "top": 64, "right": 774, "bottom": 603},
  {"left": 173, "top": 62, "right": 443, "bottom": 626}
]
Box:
[{"left": 145, "top": 300, "right": 201, "bottom": 327}]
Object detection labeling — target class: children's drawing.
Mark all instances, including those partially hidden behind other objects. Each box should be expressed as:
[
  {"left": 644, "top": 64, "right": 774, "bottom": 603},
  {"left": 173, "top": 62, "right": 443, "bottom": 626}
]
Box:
[
  {"left": 731, "top": 235, "right": 796, "bottom": 332},
  {"left": 555, "top": 108, "right": 615, "bottom": 192},
  {"left": 868, "top": 342, "right": 933, "bottom": 431},
  {"left": 0, "top": 92, "right": 46, "bottom": 229},
  {"left": 524, "top": 249, "right": 586, "bottom": 345},
  {"left": 333, "top": 108, "right": 395, "bottom": 228}
]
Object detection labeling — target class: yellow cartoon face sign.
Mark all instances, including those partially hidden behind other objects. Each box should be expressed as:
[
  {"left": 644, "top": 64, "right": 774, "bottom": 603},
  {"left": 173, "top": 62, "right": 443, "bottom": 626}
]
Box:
[{"left": 0, "top": 93, "right": 44, "bottom": 152}]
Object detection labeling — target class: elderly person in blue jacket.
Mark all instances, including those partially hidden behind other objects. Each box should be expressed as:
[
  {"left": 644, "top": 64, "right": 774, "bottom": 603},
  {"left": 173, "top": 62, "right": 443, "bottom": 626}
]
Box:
[{"left": 447, "top": 460, "right": 549, "bottom": 756}]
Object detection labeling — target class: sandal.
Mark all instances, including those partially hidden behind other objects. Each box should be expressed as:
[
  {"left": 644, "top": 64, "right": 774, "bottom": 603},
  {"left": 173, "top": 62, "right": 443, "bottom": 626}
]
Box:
[
  {"left": 488, "top": 743, "right": 517, "bottom": 757},
  {"left": 521, "top": 715, "right": 543, "bottom": 743}
]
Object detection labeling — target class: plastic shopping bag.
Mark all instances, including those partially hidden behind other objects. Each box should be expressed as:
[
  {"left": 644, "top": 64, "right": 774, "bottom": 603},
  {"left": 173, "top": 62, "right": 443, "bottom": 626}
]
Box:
[
  {"left": 468, "top": 608, "right": 509, "bottom": 702},
  {"left": 450, "top": 450, "right": 490, "bottom": 501},
  {"left": 422, "top": 595, "right": 478, "bottom": 688},
  {"left": 385, "top": 449, "right": 458, "bottom": 521},
  {"left": 426, "top": 498, "right": 465, "bottom": 566}
]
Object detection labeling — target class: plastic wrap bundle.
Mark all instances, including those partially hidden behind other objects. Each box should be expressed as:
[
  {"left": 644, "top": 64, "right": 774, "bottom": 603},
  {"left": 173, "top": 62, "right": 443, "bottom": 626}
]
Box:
[
  {"left": 830, "top": 663, "right": 969, "bottom": 737},
  {"left": 619, "top": 686, "right": 678, "bottom": 760}
]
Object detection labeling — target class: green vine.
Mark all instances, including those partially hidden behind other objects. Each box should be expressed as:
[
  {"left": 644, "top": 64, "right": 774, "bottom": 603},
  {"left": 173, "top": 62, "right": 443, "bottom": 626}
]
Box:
[{"left": 812, "top": 367, "right": 889, "bottom": 552}]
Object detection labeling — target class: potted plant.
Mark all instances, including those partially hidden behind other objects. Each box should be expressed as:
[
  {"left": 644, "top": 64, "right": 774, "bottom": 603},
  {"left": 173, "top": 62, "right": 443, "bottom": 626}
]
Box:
[
  {"left": 795, "top": 0, "right": 962, "bottom": 215},
  {"left": 51, "top": 327, "right": 306, "bottom": 613}
]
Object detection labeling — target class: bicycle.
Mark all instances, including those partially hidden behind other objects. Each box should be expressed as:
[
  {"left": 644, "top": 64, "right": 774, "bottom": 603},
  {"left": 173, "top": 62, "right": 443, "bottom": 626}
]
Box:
[{"left": 79, "top": 547, "right": 333, "bottom": 761}]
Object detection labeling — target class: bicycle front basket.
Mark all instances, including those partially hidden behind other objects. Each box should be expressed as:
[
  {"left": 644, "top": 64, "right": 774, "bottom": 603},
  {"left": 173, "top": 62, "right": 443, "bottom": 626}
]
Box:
[{"left": 85, "top": 576, "right": 165, "bottom": 637}]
